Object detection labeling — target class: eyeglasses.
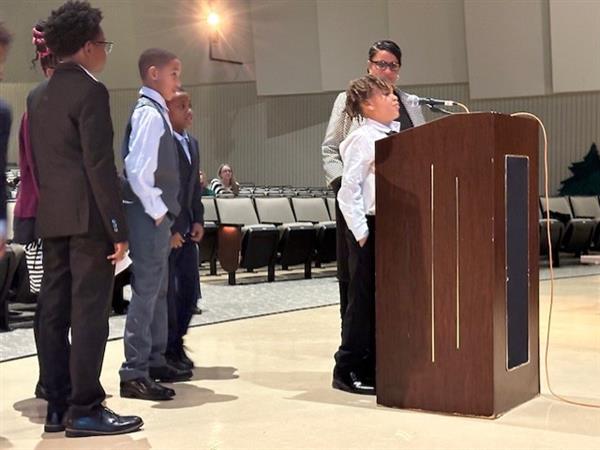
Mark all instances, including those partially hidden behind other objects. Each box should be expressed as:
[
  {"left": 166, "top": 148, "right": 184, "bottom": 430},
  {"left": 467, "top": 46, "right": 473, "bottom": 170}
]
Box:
[
  {"left": 94, "top": 41, "right": 114, "bottom": 54},
  {"left": 369, "top": 60, "right": 400, "bottom": 72}
]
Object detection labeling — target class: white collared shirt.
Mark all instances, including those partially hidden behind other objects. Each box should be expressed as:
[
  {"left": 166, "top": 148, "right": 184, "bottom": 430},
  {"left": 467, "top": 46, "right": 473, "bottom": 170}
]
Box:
[
  {"left": 174, "top": 131, "right": 191, "bottom": 163},
  {"left": 338, "top": 118, "right": 400, "bottom": 241},
  {"left": 78, "top": 64, "right": 99, "bottom": 82},
  {"left": 124, "top": 86, "right": 174, "bottom": 220}
]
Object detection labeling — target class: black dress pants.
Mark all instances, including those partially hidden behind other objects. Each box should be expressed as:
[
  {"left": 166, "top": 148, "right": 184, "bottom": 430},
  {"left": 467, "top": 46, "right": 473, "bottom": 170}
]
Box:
[
  {"left": 334, "top": 216, "right": 376, "bottom": 374},
  {"left": 38, "top": 234, "right": 114, "bottom": 417},
  {"left": 334, "top": 193, "right": 350, "bottom": 320},
  {"left": 167, "top": 240, "right": 200, "bottom": 354}
]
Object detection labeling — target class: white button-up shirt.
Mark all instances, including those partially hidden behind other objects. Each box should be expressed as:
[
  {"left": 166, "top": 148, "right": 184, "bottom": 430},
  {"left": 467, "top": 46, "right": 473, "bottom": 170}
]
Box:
[
  {"left": 338, "top": 118, "right": 400, "bottom": 241},
  {"left": 124, "top": 86, "right": 174, "bottom": 220}
]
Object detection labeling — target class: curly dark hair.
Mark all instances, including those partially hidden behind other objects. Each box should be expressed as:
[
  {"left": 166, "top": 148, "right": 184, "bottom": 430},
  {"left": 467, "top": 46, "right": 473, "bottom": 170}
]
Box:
[
  {"left": 44, "top": 1, "right": 103, "bottom": 58},
  {"left": 344, "top": 74, "right": 393, "bottom": 120}
]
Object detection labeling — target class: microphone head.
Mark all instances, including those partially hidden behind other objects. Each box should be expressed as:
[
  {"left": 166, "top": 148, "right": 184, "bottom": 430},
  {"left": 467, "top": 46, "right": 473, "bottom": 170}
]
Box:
[{"left": 405, "top": 94, "right": 420, "bottom": 108}]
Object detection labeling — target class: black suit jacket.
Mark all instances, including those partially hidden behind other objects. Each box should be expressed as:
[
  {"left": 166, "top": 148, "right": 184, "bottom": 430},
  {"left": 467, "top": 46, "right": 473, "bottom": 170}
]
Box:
[
  {"left": 28, "top": 62, "right": 127, "bottom": 242},
  {"left": 0, "top": 100, "right": 10, "bottom": 227},
  {"left": 171, "top": 134, "right": 204, "bottom": 235}
]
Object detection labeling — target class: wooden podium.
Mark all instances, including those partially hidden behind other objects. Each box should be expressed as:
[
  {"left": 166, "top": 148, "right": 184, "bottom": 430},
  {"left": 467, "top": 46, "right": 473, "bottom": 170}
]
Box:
[{"left": 375, "top": 113, "right": 540, "bottom": 418}]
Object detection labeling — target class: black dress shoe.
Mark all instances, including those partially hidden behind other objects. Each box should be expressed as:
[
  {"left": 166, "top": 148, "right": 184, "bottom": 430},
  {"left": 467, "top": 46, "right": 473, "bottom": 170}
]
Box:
[
  {"left": 65, "top": 406, "right": 143, "bottom": 438},
  {"left": 44, "top": 408, "right": 66, "bottom": 433},
  {"left": 35, "top": 382, "right": 47, "bottom": 400},
  {"left": 332, "top": 368, "right": 375, "bottom": 395},
  {"left": 120, "top": 378, "right": 174, "bottom": 401},
  {"left": 149, "top": 364, "right": 192, "bottom": 382}
]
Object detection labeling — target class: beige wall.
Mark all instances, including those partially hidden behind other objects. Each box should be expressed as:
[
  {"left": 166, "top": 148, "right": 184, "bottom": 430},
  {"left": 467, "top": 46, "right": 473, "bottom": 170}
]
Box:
[
  {"left": 0, "top": 0, "right": 598, "bottom": 195},
  {"left": 2, "top": 80, "right": 597, "bottom": 194},
  {"left": 549, "top": 0, "right": 600, "bottom": 93},
  {"left": 464, "top": 0, "right": 552, "bottom": 99},
  {"left": 387, "top": 0, "right": 468, "bottom": 86},
  {"left": 0, "top": 0, "right": 255, "bottom": 89}
]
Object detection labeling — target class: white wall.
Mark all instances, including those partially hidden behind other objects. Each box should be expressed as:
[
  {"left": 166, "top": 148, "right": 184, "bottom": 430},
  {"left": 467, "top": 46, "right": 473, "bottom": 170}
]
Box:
[
  {"left": 463, "top": 0, "right": 552, "bottom": 99},
  {"left": 250, "top": 0, "right": 322, "bottom": 95},
  {"left": 316, "top": 0, "right": 389, "bottom": 92},
  {"left": 549, "top": 0, "right": 600, "bottom": 93},
  {"left": 387, "top": 0, "right": 468, "bottom": 85}
]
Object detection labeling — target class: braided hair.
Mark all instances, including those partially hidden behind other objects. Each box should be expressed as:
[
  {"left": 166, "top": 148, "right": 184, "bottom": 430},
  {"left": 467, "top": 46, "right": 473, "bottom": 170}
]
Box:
[
  {"left": 31, "top": 21, "right": 58, "bottom": 74},
  {"left": 344, "top": 74, "right": 393, "bottom": 120}
]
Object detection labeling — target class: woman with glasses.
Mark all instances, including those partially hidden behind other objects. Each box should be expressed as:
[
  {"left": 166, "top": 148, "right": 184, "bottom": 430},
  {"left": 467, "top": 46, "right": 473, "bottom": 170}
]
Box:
[{"left": 321, "top": 39, "right": 426, "bottom": 394}]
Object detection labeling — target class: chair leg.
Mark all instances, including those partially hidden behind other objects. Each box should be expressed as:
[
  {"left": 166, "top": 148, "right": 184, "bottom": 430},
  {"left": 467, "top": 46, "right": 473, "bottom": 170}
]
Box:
[
  {"left": 304, "top": 259, "right": 312, "bottom": 279},
  {"left": 267, "top": 263, "right": 275, "bottom": 282},
  {"left": 228, "top": 272, "right": 236, "bottom": 286},
  {"left": 210, "top": 258, "right": 217, "bottom": 276}
]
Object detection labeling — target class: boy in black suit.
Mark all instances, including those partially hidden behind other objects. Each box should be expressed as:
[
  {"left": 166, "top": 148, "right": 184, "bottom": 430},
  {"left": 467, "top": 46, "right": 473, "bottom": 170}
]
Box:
[
  {"left": 165, "top": 89, "right": 204, "bottom": 370},
  {"left": 27, "top": 1, "right": 142, "bottom": 437}
]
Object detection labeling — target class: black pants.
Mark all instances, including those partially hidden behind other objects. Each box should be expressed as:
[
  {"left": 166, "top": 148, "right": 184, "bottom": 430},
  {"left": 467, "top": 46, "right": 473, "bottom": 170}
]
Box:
[
  {"left": 334, "top": 216, "right": 376, "bottom": 374},
  {"left": 334, "top": 196, "right": 350, "bottom": 319},
  {"left": 38, "top": 234, "right": 114, "bottom": 417},
  {"left": 167, "top": 240, "right": 200, "bottom": 354}
]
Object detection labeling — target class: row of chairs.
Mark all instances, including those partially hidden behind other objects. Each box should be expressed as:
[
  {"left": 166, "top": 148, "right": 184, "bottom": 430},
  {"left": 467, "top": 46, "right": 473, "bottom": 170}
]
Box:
[
  {"left": 236, "top": 185, "right": 335, "bottom": 198},
  {"left": 539, "top": 196, "right": 600, "bottom": 266},
  {"left": 199, "top": 196, "right": 337, "bottom": 285}
]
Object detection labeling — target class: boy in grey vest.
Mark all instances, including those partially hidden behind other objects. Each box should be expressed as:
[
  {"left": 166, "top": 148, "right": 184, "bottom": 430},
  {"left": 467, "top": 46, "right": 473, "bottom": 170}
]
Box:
[{"left": 119, "top": 48, "right": 191, "bottom": 401}]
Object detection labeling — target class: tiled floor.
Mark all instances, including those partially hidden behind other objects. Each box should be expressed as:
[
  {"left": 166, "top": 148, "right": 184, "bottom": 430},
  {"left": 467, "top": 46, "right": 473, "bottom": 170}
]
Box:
[{"left": 0, "top": 275, "right": 598, "bottom": 449}]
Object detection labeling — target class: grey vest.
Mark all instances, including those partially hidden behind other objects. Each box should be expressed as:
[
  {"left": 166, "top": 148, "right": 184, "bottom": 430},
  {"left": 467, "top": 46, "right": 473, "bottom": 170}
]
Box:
[{"left": 121, "top": 96, "right": 181, "bottom": 218}]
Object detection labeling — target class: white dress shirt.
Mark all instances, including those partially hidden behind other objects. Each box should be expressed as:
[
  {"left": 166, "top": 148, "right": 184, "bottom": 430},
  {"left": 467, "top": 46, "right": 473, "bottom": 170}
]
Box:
[
  {"left": 338, "top": 118, "right": 400, "bottom": 241},
  {"left": 78, "top": 64, "right": 99, "bottom": 82},
  {"left": 124, "top": 86, "right": 174, "bottom": 220},
  {"left": 173, "top": 131, "right": 191, "bottom": 163}
]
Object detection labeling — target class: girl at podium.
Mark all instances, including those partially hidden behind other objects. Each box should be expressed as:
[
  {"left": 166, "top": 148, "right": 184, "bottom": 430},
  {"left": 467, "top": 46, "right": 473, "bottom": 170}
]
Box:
[{"left": 332, "top": 74, "right": 400, "bottom": 396}]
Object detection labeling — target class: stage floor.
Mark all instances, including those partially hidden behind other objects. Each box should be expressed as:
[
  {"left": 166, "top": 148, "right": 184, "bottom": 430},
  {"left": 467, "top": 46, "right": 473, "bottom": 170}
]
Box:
[{"left": 1, "top": 275, "right": 598, "bottom": 449}]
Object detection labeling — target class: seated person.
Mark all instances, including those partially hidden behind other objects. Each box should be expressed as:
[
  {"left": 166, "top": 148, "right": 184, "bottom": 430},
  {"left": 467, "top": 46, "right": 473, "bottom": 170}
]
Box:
[
  {"left": 210, "top": 163, "right": 240, "bottom": 196},
  {"left": 199, "top": 170, "right": 214, "bottom": 196}
]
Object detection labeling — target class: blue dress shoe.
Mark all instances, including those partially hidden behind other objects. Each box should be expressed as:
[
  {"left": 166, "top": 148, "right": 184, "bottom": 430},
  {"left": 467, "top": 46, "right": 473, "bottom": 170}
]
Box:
[
  {"left": 44, "top": 409, "right": 66, "bottom": 433},
  {"left": 65, "top": 406, "right": 143, "bottom": 438}
]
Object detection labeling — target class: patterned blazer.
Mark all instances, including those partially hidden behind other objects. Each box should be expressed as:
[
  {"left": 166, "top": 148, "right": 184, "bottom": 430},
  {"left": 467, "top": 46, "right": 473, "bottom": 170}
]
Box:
[{"left": 321, "top": 89, "right": 426, "bottom": 188}]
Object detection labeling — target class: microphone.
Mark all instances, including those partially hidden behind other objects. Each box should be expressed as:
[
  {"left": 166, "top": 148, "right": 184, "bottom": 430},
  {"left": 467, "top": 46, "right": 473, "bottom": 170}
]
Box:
[{"left": 405, "top": 94, "right": 457, "bottom": 108}]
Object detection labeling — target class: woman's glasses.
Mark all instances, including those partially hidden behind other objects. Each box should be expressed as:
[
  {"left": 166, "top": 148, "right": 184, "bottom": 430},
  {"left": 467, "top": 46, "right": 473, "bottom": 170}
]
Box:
[{"left": 369, "top": 60, "right": 400, "bottom": 72}]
